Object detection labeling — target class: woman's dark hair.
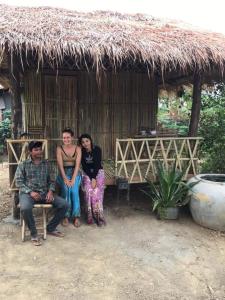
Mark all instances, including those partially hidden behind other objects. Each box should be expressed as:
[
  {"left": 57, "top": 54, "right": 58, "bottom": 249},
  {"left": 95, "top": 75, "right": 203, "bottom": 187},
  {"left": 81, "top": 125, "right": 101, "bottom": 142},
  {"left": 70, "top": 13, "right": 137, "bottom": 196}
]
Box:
[
  {"left": 78, "top": 133, "right": 93, "bottom": 150},
  {"left": 62, "top": 127, "right": 74, "bottom": 137}
]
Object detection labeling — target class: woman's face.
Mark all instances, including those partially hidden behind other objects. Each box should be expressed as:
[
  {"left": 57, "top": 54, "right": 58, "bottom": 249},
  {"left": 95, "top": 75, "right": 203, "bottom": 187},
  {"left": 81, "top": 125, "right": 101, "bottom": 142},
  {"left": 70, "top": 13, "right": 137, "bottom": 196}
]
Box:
[
  {"left": 81, "top": 138, "right": 92, "bottom": 151},
  {"left": 62, "top": 132, "right": 73, "bottom": 145}
]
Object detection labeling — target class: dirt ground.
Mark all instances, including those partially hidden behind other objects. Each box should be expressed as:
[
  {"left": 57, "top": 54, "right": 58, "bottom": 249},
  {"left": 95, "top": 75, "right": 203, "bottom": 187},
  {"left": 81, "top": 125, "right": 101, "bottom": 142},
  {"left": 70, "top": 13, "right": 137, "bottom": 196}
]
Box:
[{"left": 0, "top": 165, "right": 225, "bottom": 300}]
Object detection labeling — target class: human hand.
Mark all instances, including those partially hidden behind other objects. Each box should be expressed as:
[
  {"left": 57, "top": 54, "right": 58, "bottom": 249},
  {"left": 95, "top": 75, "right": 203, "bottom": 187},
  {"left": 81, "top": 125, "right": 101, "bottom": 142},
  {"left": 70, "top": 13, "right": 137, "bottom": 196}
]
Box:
[
  {"left": 67, "top": 180, "right": 73, "bottom": 188},
  {"left": 70, "top": 176, "right": 76, "bottom": 187},
  {"left": 46, "top": 190, "right": 54, "bottom": 203},
  {"left": 63, "top": 177, "right": 71, "bottom": 187},
  {"left": 91, "top": 179, "right": 97, "bottom": 189},
  {"left": 30, "top": 191, "right": 41, "bottom": 201}
]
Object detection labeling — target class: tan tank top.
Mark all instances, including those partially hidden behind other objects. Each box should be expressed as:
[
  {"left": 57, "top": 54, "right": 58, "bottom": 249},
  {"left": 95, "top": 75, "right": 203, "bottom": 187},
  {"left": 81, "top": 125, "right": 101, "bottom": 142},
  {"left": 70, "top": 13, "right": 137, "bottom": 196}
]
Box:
[{"left": 61, "top": 145, "right": 77, "bottom": 167}]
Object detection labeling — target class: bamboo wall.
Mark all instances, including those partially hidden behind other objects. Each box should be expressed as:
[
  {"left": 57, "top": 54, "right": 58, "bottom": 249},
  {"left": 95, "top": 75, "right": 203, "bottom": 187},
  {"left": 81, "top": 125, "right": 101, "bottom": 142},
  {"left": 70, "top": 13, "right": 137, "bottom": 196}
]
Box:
[
  {"left": 24, "top": 72, "right": 43, "bottom": 130},
  {"left": 78, "top": 72, "right": 158, "bottom": 159},
  {"left": 23, "top": 71, "right": 158, "bottom": 159}
]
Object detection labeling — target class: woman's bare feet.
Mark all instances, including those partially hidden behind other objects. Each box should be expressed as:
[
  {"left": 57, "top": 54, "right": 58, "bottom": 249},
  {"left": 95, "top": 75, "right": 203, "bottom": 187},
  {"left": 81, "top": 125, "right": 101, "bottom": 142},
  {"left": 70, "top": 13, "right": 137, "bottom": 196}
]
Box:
[
  {"left": 61, "top": 218, "right": 69, "bottom": 227},
  {"left": 87, "top": 217, "right": 94, "bottom": 225},
  {"left": 97, "top": 215, "right": 106, "bottom": 227},
  {"left": 74, "top": 218, "right": 80, "bottom": 228}
]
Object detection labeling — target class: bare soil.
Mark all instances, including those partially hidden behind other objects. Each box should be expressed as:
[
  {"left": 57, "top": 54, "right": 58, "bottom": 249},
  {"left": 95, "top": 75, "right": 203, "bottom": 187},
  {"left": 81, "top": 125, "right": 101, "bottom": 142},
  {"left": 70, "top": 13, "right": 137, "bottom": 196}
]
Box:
[{"left": 0, "top": 165, "right": 225, "bottom": 300}]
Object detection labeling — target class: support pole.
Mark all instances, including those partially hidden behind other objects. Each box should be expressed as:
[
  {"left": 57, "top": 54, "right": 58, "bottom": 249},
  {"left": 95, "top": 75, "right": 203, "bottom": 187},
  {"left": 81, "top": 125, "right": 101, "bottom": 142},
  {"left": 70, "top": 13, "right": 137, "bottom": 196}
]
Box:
[
  {"left": 7, "top": 49, "right": 23, "bottom": 219},
  {"left": 188, "top": 72, "right": 202, "bottom": 137},
  {"left": 7, "top": 51, "right": 22, "bottom": 139}
]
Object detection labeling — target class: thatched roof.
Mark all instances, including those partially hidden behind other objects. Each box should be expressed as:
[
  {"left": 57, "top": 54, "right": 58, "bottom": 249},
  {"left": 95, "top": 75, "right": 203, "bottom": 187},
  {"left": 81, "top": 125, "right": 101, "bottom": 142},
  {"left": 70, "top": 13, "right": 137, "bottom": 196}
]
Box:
[{"left": 0, "top": 4, "right": 225, "bottom": 75}]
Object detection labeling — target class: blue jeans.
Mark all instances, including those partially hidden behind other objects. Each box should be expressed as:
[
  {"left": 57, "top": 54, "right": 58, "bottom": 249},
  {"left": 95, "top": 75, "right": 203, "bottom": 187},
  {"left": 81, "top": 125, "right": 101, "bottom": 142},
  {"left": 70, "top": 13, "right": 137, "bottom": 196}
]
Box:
[{"left": 19, "top": 193, "right": 68, "bottom": 237}]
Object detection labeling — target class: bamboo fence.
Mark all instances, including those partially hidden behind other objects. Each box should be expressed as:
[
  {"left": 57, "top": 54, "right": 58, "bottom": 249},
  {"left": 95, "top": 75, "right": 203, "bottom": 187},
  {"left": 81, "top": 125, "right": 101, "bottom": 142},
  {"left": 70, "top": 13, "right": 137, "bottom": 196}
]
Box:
[{"left": 115, "top": 137, "right": 203, "bottom": 183}]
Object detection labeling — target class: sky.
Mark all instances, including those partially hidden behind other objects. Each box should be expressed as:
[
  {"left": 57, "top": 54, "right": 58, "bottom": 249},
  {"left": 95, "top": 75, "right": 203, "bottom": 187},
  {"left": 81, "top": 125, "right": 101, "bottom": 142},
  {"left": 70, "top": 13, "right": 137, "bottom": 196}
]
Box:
[{"left": 0, "top": 0, "right": 225, "bottom": 35}]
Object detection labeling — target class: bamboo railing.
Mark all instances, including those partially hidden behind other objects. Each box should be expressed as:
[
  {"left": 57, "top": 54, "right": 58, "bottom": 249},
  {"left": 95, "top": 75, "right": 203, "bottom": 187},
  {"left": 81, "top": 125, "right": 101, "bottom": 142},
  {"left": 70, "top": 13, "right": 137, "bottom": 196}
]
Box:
[
  {"left": 7, "top": 136, "right": 203, "bottom": 189},
  {"left": 7, "top": 138, "right": 115, "bottom": 189},
  {"left": 115, "top": 137, "right": 203, "bottom": 183}
]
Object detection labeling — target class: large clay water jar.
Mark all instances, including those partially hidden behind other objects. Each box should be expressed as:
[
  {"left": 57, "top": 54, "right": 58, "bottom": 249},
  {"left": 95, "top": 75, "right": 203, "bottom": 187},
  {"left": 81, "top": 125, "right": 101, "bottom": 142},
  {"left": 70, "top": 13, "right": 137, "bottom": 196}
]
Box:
[{"left": 188, "top": 174, "right": 225, "bottom": 231}]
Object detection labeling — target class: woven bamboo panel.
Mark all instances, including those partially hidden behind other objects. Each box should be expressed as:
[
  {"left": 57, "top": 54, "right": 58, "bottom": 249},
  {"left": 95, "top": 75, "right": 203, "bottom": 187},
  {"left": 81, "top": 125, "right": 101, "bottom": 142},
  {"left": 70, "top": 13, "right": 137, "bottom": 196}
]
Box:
[
  {"left": 24, "top": 70, "right": 158, "bottom": 160},
  {"left": 78, "top": 71, "right": 157, "bottom": 159},
  {"left": 23, "top": 71, "right": 43, "bottom": 132},
  {"left": 115, "top": 137, "right": 203, "bottom": 183},
  {"left": 44, "top": 75, "right": 78, "bottom": 138}
]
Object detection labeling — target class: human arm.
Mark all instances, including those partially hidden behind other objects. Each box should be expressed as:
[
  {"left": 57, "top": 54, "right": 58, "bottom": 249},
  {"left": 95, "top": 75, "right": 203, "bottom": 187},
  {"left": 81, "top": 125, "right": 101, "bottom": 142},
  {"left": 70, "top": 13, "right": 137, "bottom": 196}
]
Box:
[
  {"left": 91, "top": 146, "right": 102, "bottom": 188},
  {"left": 70, "top": 146, "right": 81, "bottom": 186},
  {"left": 15, "top": 162, "right": 32, "bottom": 194},
  {"left": 46, "top": 190, "right": 54, "bottom": 203},
  {"left": 30, "top": 191, "right": 41, "bottom": 201},
  {"left": 91, "top": 178, "right": 97, "bottom": 189},
  {"left": 92, "top": 146, "right": 102, "bottom": 179},
  {"left": 15, "top": 162, "right": 41, "bottom": 200},
  {"left": 56, "top": 146, "right": 70, "bottom": 186}
]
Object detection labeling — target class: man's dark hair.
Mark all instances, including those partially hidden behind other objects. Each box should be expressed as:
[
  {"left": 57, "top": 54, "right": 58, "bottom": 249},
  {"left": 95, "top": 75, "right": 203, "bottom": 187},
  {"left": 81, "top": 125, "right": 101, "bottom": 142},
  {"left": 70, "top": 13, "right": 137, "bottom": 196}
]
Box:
[{"left": 28, "top": 141, "right": 43, "bottom": 152}]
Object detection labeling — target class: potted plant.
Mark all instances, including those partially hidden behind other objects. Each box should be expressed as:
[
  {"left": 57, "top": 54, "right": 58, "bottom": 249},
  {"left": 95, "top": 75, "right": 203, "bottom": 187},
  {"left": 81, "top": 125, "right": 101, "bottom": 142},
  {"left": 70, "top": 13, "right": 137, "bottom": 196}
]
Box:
[{"left": 142, "top": 161, "right": 197, "bottom": 219}]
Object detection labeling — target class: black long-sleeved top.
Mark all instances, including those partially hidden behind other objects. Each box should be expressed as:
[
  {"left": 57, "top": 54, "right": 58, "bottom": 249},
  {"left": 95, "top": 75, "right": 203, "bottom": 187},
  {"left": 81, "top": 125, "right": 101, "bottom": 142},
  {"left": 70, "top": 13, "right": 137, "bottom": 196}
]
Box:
[{"left": 81, "top": 146, "right": 103, "bottom": 179}]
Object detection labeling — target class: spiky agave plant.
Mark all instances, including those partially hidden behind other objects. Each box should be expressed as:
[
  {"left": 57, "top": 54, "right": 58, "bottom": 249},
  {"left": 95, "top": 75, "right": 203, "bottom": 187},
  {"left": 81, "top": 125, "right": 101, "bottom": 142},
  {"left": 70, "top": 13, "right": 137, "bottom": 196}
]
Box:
[{"left": 141, "top": 161, "right": 198, "bottom": 216}]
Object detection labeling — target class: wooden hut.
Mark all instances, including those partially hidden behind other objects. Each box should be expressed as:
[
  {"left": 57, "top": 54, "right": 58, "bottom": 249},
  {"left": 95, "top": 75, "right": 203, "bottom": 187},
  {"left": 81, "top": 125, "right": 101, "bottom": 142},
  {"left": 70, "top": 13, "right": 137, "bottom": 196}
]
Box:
[{"left": 1, "top": 5, "right": 225, "bottom": 186}]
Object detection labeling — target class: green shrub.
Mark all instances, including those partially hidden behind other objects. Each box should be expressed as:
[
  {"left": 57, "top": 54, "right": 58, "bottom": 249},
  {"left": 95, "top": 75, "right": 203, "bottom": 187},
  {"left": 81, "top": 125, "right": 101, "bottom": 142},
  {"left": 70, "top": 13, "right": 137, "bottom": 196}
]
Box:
[
  {"left": 199, "top": 84, "right": 225, "bottom": 173},
  {"left": 158, "top": 91, "right": 192, "bottom": 136},
  {"left": 159, "top": 84, "right": 225, "bottom": 173},
  {"left": 141, "top": 161, "right": 198, "bottom": 218},
  {"left": 0, "top": 109, "right": 12, "bottom": 152}
]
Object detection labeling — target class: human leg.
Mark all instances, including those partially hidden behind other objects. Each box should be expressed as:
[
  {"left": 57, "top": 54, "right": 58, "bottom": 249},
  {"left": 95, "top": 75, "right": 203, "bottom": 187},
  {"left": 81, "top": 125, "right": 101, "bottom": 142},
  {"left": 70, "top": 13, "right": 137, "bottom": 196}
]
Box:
[
  {"left": 57, "top": 174, "right": 71, "bottom": 223},
  {"left": 93, "top": 170, "right": 106, "bottom": 225},
  {"left": 19, "top": 193, "right": 37, "bottom": 237},
  {"left": 71, "top": 174, "right": 81, "bottom": 226},
  {"left": 47, "top": 195, "right": 68, "bottom": 233},
  {"left": 82, "top": 174, "right": 94, "bottom": 224}
]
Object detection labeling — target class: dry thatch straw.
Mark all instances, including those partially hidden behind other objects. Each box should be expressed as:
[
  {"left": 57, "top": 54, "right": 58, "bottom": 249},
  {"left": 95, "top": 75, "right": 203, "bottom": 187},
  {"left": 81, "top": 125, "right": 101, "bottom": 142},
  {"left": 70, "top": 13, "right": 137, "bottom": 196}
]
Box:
[{"left": 0, "top": 4, "right": 225, "bottom": 76}]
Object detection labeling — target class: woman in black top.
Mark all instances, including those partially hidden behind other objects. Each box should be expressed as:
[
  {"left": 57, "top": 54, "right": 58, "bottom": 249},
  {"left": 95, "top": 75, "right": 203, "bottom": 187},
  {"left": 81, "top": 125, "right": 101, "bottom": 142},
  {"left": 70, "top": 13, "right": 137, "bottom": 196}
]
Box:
[{"left": 79, "top": 134, "right": 106, "bottom": 226}]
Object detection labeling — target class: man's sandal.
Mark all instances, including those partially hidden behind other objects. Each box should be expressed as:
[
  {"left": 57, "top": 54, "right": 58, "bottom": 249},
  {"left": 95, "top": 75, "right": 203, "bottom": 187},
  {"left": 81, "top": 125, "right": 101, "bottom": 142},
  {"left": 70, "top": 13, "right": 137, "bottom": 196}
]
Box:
[
  {"left": 31, "top": 237, "right": 42, "bottom": 246},
  {"left": 47, "top": 230, "right": 65, "bottom": 238}
]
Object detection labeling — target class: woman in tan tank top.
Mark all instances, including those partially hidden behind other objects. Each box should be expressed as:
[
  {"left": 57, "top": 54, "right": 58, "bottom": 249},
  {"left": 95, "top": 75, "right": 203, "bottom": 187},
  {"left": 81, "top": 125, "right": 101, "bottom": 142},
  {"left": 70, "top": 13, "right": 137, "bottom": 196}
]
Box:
[{"left": 56, "top": 128, "right": 81, "bottom": 227}]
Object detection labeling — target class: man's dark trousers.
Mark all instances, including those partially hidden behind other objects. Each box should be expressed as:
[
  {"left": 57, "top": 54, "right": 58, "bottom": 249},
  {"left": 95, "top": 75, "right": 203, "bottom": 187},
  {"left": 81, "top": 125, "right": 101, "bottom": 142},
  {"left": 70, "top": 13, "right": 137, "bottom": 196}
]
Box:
[{"left": 19, "top": 193, "right": 68, "bottom": 237}]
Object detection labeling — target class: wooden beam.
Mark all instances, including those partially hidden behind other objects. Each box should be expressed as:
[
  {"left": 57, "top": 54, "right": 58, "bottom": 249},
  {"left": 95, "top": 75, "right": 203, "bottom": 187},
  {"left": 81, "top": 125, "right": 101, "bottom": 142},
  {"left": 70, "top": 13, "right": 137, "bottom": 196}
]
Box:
[{"left": 188, "top": 72, "right": 202, "bottom": 136}]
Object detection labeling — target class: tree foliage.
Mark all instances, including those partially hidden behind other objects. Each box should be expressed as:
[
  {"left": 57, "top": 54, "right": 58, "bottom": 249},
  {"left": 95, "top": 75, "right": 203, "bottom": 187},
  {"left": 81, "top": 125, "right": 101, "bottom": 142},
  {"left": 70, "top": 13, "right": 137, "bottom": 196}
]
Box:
[
  {"left": 158, "top": 84, "right": 225, "bottom": 173},
  {"left": 158, "top": 90, "right": 192, "bottom": 136},
  {"left": 199, "top": 84, "right": 225, "bottom": 173}
]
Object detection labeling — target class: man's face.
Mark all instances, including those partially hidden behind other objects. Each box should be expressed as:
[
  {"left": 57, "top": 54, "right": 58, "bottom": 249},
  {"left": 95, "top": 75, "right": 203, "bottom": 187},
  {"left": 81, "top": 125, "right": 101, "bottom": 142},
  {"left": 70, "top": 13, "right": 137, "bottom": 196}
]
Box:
[{"left": 30, "top": 147, "right": 43, "bottom": 159}]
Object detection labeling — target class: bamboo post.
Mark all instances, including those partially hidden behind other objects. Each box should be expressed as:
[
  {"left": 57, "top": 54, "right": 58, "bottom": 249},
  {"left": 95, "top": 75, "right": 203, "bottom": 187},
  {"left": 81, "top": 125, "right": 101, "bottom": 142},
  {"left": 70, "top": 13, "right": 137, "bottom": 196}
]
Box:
[{"left": 115, "top": 139, "right": 118, "bottom": 177}]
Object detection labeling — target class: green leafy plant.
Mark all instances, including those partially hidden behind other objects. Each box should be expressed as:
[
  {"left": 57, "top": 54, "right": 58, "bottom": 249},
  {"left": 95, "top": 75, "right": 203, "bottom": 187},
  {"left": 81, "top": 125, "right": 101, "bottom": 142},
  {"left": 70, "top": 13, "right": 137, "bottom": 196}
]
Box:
[
  {"left": 0, "top": 109, "right": 12, "bottom": 153},
  {"left": 199, "top": 84, "right": 225, "bottom": 173},
  {"left": 158, "top": 90, "right": 192, "bottom": 136},
  {"left": 141, "top": 161, "right": 198, "bottom": 218},
  {"left": 159, "top": 84, "right": 225, "bottom": 173}
]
